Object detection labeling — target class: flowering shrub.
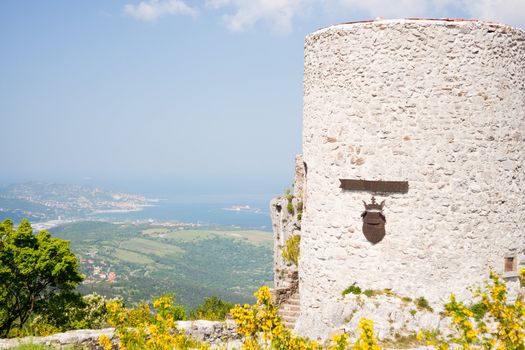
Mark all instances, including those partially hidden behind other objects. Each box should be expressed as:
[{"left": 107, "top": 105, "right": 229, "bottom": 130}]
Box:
[
  {"left": 424, "top": 271, "right": 525, "bottom": 349},
  {"left": 328, "top": 319, "right": 381, "bottom": 350},
  {"left": 353, "top": 319, "right": 381, "bottom": 350},
  {"left": 100, "top": 294, "right": 205, "bottom": 350},
  {"left": 230, "top": 286, "right": 320, "bottom": 349},
  {"left": 98, "top": 273, "right": 523, "bottom": 350},
  {"left": 231, "top": 286, "right": 382, "bottom": 350}
]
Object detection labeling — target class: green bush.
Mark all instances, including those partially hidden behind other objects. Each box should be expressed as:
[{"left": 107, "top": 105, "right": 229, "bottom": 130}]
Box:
[
  {"left": 287, "top": 202, "right": 294, "bottom": 215},
  {"left": 363, "top": 289, "right": 382, "bottom": 297},
  {"left": 285, "top": 188, "right": 294, "bottom": 215},
  {"left": 27, "top": 293, "right": 113, "bottom": 336},
  {"left": 282, "top": 235, "right": 300, "bottom": 266},
  {"left": 342, "top": 284, "right": 362, "bottom": 297},
  {"left": 296, "top": 201, "right": 303, "bottom": 221},
  {"left": 415, "top": 296, "right": 433, "bottom": 312},
  {"left": 468, "top": 302, "right": 488, "bottom": 321}
]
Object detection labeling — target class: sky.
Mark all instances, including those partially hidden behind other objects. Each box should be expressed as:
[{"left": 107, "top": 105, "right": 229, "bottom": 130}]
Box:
[{"left": 1, "top": 0, "right": 524, "bottom": 197}]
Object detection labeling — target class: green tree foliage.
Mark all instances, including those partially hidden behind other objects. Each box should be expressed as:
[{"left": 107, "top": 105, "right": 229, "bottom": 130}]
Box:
[
  {"left": 0, "top": 219, "right": 83, "bottom": 337},
  {"left": 29, "top": 293, "right": 112, "bottom": 336},
  {"left": 190, "top": 296, "right": 234, "bottom": 321}
]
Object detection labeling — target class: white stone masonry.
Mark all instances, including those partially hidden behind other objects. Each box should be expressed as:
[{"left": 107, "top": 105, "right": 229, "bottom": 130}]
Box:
[{"left": 296, "top": 18, "right": 525, "bottom": 340}]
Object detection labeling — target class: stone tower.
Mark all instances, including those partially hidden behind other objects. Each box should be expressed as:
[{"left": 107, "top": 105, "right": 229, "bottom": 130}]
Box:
[{"left": 283, "top": 19, "right": 525, "bottom": 340}]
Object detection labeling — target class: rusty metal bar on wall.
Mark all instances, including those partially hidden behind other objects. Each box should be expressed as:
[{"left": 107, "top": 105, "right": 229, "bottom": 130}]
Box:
[{"left": 339, "top": 179, "right": 409, "bottom": 193}]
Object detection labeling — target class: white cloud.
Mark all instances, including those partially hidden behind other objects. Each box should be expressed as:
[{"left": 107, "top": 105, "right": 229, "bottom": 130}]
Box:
[
  {"left": 124, "top": 0, "right": 197, "bottom": 22},
  {"left": 124, "top": 0, "right": 525, "bottom": 31},
  {"left": 205, "top": 0, "right": 312, "bottom": 32},
  {"left": 335, "top": 0, "right": 525, "bottom": 29},
  {"left": 463, "top": 0, "right": 525, "bottom": 28},
  {"left": 336, "top": 0, "right": 430, "bottom": 19}
]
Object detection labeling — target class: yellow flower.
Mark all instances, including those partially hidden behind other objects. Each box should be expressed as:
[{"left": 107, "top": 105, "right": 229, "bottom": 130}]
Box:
[{"left": 98, "top": 334, "right": 112, "bottom": 350}]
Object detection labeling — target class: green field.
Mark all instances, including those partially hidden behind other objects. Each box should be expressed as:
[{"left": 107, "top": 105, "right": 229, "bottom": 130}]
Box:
[
  {"left": 50, "top": 221, "right": 273, "bottom": 310},
  {"left": 114, "top": 248, "right": 155, "bottom": 265},
  {"left": 119, "top": 238, "right": 184, "bottom": 257}
]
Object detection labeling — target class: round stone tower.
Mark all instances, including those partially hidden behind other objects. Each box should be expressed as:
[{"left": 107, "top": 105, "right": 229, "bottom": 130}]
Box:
[{"left": 297, "top": 19, "right": 525, "bottom": 339}]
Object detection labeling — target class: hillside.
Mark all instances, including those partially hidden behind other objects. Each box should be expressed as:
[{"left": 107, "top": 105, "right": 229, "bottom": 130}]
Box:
[
  {"left": 49, "top": 221, "right": 273, "bottom": 309},
  {"left": 0, "top": 183, "right": 154, "bottom": 222}
]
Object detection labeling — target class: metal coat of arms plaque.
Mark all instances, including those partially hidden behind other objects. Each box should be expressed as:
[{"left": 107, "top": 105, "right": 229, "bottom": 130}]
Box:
[{"left": 361, "top": 196, "right": 386, "bottom": 244}]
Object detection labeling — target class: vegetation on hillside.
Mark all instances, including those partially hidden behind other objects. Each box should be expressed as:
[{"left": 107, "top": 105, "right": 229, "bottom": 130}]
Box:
[
  {"left": 0, "top": 218, "right": 243, "bottom": 339},
  {"left": 50, "top": 221, "right": 273, "bottom": 309}
]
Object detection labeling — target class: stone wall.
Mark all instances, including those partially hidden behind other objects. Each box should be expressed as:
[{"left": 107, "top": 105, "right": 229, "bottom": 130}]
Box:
[
  {"left": 271, "top": 155, "right": 305, "bottom": 292},
  {"left": 270, "top": 155, "right": 305, "bottom": 328},
  {"left": 0, "top": 321, "right": 240, "bottom": 349},
  {"left": 0, "top": 329, "right": 114, "bottom": 349},
  {"left": 296, "top": 19, "right": 525, "bottom": 340}
]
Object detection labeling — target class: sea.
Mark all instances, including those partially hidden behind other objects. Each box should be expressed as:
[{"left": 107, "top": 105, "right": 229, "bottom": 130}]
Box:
[{"left": 91, "top": 195, "right": 274, "bottom": 231}]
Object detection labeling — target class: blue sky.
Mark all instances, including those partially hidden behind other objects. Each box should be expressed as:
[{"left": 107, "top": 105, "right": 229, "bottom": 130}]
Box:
[{"left": 1, "top": 0, "right": 523, "bottom": 196}]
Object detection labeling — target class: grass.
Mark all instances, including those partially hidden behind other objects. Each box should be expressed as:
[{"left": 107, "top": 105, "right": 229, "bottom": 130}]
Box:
[
  {"left": 142, "top": 227, "right": 171, "bottom": 235},
  {"left": 222, "top": 230, "right": 272, "bottom": 246},
  {"left": 120, "top": 238, "right": 184, "bottom": 257},
  {"left": 8, "top": 344, "right": 87, "bottom": 349},
  {"left": 164, "top": 230, "right": 216, "bottom": 241},
  {"left": 9, "top": 345, "right": 49, "bottom": 350},
  {"left": 163, "top": 229, "right": 272, "bottom": 246},
  {"left": 363, "top": 289, "right": 382, "bottom": 297},
  {"left": 114, "top": 248, "right": 155, "bottom": 265},
  {"left": 380, "top": 332, "right": 425, "bottom": 349},
  {"left": 415, "top": 297, "right": 434, "bottom": 312}
]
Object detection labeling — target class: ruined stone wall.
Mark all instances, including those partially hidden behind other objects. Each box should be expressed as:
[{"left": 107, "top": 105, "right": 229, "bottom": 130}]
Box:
[
  {"left": 0, "top": 322, "right": 240, "bottom": 349},
  {"left": 296, "top": 19, "right": 525, "bottom": 339},
  {"left": 271, "top": 155, "right": 304, "bottom": 292},
  {"left": 270, "top": 156, "right": 305, "bottom": 328}
]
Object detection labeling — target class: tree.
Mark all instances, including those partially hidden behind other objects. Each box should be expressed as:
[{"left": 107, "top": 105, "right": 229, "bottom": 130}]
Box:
[
  {"left": 190, "top": 296, "right": 233, "bottom": 321},
  {"left": 0, "top": 218, "right": 83, "bottom": 337},
  {"left": 30, "top": 292, "right": 112, "bottom": 335}
]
